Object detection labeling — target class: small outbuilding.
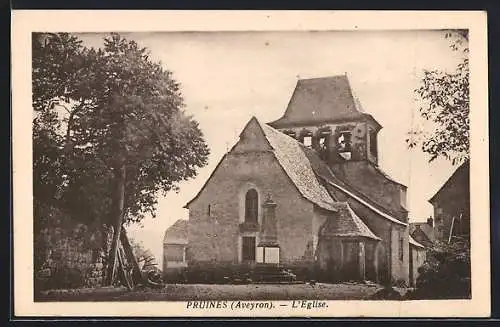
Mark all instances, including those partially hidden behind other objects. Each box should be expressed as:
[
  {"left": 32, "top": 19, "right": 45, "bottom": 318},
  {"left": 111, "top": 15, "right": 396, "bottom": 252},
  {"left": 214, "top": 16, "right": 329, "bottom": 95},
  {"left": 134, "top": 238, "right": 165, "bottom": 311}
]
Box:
[{"left": 163, "top": 219, "right": 188, "bottom": 279}]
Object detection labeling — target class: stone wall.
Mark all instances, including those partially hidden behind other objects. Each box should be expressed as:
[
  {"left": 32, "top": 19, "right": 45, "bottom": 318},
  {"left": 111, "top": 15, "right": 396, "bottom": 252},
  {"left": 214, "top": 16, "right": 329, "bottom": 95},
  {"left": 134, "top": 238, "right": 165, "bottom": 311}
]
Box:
[
  {"left": 390, "top": 225, "right": 410, "bottom": 286},
  {"left": 410, "top": 246, "right": 426, "bottom": 287},
  {"left": 188, "top": 149, "right": 315, "bottom": 267},
  {"left": 35, "top": 216, "right": 111, "bottom": 291}
]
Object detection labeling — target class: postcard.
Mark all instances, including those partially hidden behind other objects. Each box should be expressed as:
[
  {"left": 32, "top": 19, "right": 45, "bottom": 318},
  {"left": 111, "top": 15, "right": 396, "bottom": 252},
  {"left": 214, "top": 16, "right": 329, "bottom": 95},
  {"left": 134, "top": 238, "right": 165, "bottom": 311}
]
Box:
[{"left": 12, "top": 10, "right": 490, "bottom": 317}]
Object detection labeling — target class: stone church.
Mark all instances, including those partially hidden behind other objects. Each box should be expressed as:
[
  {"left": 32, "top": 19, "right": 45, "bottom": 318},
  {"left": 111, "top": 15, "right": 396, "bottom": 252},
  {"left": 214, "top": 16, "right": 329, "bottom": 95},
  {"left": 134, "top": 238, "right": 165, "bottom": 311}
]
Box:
[{"left": 183, "top": 75, "right": 413, "bottom": 285}]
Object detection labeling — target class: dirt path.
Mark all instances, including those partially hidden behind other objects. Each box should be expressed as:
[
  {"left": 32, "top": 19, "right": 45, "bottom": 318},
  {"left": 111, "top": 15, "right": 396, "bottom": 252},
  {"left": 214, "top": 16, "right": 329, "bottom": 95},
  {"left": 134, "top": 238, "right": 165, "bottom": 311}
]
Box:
[{"left": 36, "top": 283, "right": 384, "bottom": 301}]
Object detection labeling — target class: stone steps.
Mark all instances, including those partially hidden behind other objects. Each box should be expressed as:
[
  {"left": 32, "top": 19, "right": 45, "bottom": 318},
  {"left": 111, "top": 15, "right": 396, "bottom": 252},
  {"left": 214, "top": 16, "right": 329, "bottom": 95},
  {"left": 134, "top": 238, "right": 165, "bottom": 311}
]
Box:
[{"left": 250, "top": 264, "right": 297, "bottom": 283}]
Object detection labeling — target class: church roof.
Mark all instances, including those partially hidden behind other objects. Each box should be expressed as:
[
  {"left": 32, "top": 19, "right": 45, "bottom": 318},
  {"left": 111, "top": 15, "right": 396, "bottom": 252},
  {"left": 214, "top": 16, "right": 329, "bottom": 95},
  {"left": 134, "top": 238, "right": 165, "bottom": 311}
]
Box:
[
  {"left": 259, "top": 119, "right": 338, "bottom": 212},
  {"left": 300, "top": 145, "right": 407, "bottom": 226},
  {"left": 163, "top": 219, "right": 188, "bottom": 245},
  {"left": 183, "top": 118, "right": 338, "bottom": 212},
  {"left": 184, "top": 116, "right": 407, "bottom": 227},
  {"left": 269, "top": 75, "right": 380, "bottom": 129},
  {"left": 261, "top": 118, "right": 406, "bottom": 226},
  {"left": 319, "top": 202, "right": 381, "bottom": 241}
]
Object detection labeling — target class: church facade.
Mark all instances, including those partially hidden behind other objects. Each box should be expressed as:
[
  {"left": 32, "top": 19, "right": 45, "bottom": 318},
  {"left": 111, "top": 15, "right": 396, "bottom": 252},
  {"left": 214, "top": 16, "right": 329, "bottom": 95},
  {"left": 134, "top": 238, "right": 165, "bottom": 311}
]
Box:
[{"left": 184, "top": 75, "right": 413, "bottom": 285}]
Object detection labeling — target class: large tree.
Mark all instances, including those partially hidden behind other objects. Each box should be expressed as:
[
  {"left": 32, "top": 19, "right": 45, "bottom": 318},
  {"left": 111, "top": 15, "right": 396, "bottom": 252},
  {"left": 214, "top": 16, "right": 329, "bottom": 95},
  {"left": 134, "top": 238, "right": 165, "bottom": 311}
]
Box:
[
  {"left": 406, "top": 30, "right": 469, "bottom": 165},
  {"left": 33, "top": 33, "right": 209, "bottom": 285}
]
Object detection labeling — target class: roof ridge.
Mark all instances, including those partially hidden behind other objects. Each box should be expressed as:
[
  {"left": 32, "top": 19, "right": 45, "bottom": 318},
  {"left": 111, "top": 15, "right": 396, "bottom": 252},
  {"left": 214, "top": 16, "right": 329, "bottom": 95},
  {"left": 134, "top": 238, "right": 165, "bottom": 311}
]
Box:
[
  {"left": 344, "top": 202, "right": 381, "bottom": 240},
  {"left": 429, "top": 160, "right": 469, "bottom": 203},
  {"left": 302, "top": 147, "right": 406, "bottom": 219},
  {"left": 257, "top": 119, "right": 338, "bottom": 212},
  {"left": 321, "top": 201, "right": 381, "bottom": 241},
  {"left": 297, "top": 74, "right": 348, "bottom": 82},
  {"left": 320, "top": 176, "right": 407, "bottom": 227}
]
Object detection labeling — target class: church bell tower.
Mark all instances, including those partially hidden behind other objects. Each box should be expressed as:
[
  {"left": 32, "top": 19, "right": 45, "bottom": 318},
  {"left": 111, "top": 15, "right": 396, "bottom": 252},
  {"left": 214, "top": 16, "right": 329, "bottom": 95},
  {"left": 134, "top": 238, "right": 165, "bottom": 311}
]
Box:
[{"left": 268, "top": 75, "right": 382, "bottom": 167}]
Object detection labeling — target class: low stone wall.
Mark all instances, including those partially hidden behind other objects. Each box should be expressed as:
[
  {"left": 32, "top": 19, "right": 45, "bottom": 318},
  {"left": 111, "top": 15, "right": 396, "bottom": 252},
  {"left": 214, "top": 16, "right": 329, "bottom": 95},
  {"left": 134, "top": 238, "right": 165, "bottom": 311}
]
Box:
[{"left": 35, "top": 217, "right": 112, "bottom": 292}]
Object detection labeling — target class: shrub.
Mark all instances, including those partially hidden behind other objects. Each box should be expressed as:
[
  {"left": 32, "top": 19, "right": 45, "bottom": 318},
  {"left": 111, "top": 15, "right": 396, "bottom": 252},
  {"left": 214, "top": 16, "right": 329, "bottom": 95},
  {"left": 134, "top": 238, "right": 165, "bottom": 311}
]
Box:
[{"left": 406, "top": 238, "right": 471, "bottom": 300}]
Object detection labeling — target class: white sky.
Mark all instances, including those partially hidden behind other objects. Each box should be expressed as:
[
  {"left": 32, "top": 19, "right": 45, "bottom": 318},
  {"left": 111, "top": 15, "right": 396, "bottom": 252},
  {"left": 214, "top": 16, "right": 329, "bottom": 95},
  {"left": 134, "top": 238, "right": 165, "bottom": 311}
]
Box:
[{"left": 76, "top": 31, "right": 465, "bottom": 265}]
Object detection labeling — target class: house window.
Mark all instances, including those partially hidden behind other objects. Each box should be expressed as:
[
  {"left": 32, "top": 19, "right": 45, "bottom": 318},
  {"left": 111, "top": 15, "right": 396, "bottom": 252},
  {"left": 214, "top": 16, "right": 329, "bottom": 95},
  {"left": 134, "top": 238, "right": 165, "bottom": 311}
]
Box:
[
  {"left": 399, "top": 238, "right": 404, "bottom": 261},
  {"left": 245, "top": 189, "right": 258, "bottom": 224},
  {"left": 242, "top": 236, "right": 256, "bottom": 261},
  {"left": 208, "top": 204, "right": 211, "bottom": 216},
  {"left": 166, "top": 244, "right": 185, "bottom": 262},
  {"left": 369, "top": 129, "right": 377, "bottom": 157}
]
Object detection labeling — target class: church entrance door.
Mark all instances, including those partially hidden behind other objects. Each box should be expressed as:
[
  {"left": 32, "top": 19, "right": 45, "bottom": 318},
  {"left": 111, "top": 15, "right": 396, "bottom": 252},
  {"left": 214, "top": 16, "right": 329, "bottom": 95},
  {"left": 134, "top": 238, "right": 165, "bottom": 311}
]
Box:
[{"left": 242, "top": 236, "right": 256, "bottom": 262}]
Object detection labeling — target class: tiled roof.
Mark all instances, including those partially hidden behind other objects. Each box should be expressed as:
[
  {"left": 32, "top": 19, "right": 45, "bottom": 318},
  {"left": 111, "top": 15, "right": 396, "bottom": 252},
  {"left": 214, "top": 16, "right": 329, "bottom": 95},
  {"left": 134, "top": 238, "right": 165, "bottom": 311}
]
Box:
[
  {"left": 163, "top": 219, "right": 188, "bottom": 245},
  {"left": 319, "top": 202, "right": 381, "bottom": 241},
  {"left": 259, "top": 120, "right": 338, "bottom": 212},
  {"left": 269, "top": 75, "right": 376, "bottom": 127}
]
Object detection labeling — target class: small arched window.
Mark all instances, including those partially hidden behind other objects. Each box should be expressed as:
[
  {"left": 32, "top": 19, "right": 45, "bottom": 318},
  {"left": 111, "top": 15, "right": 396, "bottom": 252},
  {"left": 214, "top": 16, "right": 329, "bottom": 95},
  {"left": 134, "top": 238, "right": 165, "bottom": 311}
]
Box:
[{"left": 245, "top": 189, "right": 259, "bottom": 224}]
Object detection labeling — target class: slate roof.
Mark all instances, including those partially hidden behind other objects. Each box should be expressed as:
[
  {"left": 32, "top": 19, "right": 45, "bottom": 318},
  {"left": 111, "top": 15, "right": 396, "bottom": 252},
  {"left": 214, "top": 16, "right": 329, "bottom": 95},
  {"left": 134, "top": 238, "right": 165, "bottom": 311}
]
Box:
[
  {"left": 259, "top": 120, "right": 338, "bottom": 212},
  {"left": 163, "top": 219, "right": 188, "bottom": 245},
  {"left": 319, "top": 202, "right": 381, "bottom": 241},
  {"left": 409, "top": 235, "right": 426, "bottom": 249},
  {"left": 269, "top": 75, "right": 380, "bottom": 129}
]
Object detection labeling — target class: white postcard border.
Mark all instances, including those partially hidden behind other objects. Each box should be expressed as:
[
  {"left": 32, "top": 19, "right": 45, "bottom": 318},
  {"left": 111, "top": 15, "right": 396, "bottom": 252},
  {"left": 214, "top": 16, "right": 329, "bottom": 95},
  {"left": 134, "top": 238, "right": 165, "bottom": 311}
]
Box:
[{"left": 12, "top": 10, "right": 490, "bottom": 317}]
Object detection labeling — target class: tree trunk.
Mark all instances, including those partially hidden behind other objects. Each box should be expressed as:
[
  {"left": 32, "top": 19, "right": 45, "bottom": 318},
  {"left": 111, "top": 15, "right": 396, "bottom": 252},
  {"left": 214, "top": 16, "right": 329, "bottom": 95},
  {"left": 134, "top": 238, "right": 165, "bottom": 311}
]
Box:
[
  {"left": 106, "top": 163, "right": 126, "bottom": 286},
  {"left": 120, "top": 226, "right": 144, "bottom": 285},
  {"left": 117, "top": 248, "right": 133, "bottom": 290}
]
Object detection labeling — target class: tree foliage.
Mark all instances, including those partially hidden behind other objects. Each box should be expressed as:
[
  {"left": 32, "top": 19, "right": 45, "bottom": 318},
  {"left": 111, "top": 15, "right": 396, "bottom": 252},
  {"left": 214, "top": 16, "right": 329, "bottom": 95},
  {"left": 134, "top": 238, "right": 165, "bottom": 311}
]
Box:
[
  {"left": 406, "top": 238, "right": 471, "bottom": 299},
  {"left": 129, "top": 238, "right": 159, "bottom": 272},
  {"left": 407, "top": 30, "right": 469, "bottom": 165},
  {"left": 33, "top": 33, "right": 210, "bottom": 229}
]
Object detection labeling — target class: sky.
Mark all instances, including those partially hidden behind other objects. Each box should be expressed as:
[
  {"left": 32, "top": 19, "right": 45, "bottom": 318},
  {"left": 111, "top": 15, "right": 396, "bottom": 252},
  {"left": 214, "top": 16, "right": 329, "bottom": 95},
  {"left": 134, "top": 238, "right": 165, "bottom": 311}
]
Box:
[{"left": 76, "top": 31, "right": 466, "bottom": 266}]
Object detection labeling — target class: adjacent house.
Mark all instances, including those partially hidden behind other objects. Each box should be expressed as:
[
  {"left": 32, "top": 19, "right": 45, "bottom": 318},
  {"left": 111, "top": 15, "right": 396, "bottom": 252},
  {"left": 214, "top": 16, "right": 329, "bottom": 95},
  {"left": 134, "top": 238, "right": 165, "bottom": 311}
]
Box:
[
  {"left": 183, "top": 75, "right": 412, "bottom": 285},
  {"left": 429, "top": 161, "right": 470, "bottom": 242},
  {"left": 409, "top": 236, "right": 426, "bottom": 287},
  {"left": 163, "top": 219, "right": 188, "bottom": 278},
  {"left": 409, "top": 218, "right": 435, "bottom": 248}
]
